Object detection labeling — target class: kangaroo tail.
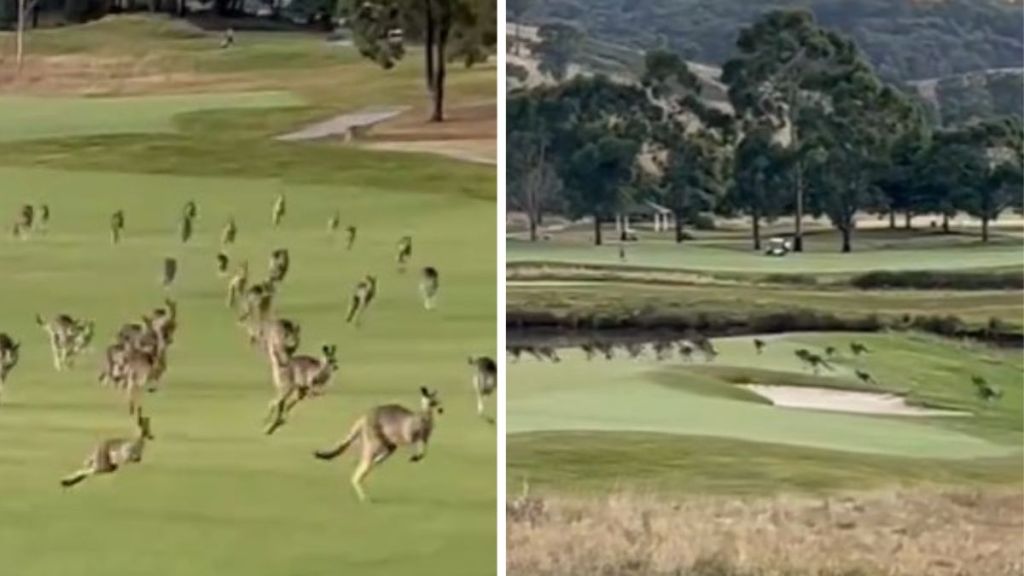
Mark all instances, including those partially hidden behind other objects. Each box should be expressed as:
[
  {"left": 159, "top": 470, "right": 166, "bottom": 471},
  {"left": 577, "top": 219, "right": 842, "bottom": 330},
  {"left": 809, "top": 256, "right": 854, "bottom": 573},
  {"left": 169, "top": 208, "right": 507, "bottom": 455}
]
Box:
[
  {"left": 314, "top": 418, "right": 363, "bottom": 460},
  {"left": 60, "top": 472, "right": 88, "bottom": 488}
]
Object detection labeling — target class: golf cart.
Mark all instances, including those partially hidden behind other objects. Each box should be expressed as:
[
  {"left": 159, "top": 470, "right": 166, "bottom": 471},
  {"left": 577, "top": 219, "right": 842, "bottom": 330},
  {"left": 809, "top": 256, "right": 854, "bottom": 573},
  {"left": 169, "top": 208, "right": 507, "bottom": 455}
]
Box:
[{"left": 764, "top": 237, "right": 792, "bottom": 257}]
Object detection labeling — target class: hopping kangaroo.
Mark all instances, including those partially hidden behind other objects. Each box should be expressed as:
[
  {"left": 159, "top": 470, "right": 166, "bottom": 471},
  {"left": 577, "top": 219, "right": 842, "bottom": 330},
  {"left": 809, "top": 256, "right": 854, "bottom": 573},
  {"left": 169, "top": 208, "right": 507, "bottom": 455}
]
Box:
[
  {"left": 419, "top": 267, "right": 440, "bottom": 310},
  {"left": 468, "top": 356, "right": 497, "bottom": 420},
  {"left": 239, "top": 280, "right": 276, "bottom": 322},
  {"left": 272, "top": 194, "right": 286, "bottom": 227},
  {"left": 37, "top": 314, "right": 94, "bottom": 371},
  {"left": 243, "top": 316, "right": 301, "bottom": 358},
  {"left": 0, "top": 332, "right": 21, "bottom": 398},
  {"left": 396, "top": 235, "right": 412, "bottom": 269},
  {"left": 222, "top": 217, "right": 237, "bottom": 245},
  {"left": 60, "top": 411, "right": 155, "bottom": 488},
  {"left": 226, "top": 261, "right": 249, "bottom": 309},
  {"left": 103, "top": 315, "right": 169, "bottom": 414},
  {"left": 268, "top": 248, "right": 290, "bottom": 283},
  {"left": 119, "top": 344, "right": 168, "bottom": 414},
  {"left": 345, "top": 275, "right": 377, "bottom": 326},
  {"left": 110, "top": 210, "right": 125, "bottom": 244},
  {"left": 314, "top": 387, "right": 442, "bottom": 502},
  {"left": 345, "top": 225, "right": 357, "bottom": 250},
  {"left": 264, "top": 343, "right": 338, "bottom": 435}
]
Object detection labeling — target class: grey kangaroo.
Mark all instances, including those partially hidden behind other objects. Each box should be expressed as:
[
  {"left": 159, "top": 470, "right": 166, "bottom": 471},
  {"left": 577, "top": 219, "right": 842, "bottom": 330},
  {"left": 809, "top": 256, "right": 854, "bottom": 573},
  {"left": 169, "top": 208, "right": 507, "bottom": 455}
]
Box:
[
  {"left": 0, "top": 332, "right": 21, "bottom": 400},
  {"left": 468, "top": 356, "right": 497, "bottom": 421},
  {"left": 60, "top": 411, "right": 155, "bottom": 488},
  {"left": 345, "top": 275, "right": 377, "bottom": 326},
  {"left": 419, "top": 267, "right": 439, "bottom": 310},
  {"left": 264, "top": 343, "right": 338, "bottom": 435},
  {"left": 314, "top": 387, "right": 443, "bottom": 502},
  {"left": 37, "top": 314, "right": 94, "bottom": 371}
]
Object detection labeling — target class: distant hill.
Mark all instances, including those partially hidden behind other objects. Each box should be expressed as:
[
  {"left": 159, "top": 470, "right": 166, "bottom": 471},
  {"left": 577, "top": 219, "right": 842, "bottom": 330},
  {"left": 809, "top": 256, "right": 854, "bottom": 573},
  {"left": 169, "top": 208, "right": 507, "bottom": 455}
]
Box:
[
  {"left": 910, "top": 68, "right": 1024, "bottom": 125},
  {"left": 516, "top": 0, "right": 1024, "bottom": 83},
  {"left": 507, "top": 23, "right": 730, "bottom": 106}
]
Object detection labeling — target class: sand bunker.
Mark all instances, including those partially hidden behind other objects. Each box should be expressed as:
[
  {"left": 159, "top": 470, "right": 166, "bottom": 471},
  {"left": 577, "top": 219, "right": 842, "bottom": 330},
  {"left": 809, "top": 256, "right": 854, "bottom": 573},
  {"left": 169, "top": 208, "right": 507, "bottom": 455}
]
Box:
[
  {"left": 276, "top": 106, "right": 409, "bottom": 142},
  {"left": 741, "top": 384, "right": 970, "bottom": 417}
]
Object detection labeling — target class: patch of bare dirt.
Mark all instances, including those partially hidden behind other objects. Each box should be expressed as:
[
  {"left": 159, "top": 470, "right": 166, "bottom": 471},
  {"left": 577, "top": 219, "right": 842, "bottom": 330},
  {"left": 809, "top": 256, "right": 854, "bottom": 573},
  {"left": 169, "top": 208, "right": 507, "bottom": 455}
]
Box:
[
  {"left": 508, "top": 488, "right": 1024, "bottom": 576},
  {"left": 361, "top": 101, "right": 496, "bottom": 164}
]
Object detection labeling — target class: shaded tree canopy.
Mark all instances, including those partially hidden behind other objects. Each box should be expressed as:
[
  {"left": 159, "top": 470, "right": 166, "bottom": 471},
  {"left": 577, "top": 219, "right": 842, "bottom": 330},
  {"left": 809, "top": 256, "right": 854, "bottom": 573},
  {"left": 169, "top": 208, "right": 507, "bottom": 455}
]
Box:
[{"left": 344, "top": 0, "right": 495, "bottom": 121}]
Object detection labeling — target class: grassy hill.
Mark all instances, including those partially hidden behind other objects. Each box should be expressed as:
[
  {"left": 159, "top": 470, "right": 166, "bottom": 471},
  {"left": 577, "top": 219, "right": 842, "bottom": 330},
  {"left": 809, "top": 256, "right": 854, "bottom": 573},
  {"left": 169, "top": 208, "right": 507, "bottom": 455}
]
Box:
[{"left": 515, "top": 0, "right": 1024, "bottom": 83}]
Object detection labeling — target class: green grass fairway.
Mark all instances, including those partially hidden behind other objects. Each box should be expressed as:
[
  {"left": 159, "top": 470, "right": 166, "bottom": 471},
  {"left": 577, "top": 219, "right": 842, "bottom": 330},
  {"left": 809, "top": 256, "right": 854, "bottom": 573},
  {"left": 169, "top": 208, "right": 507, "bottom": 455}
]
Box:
[
  {"left": 0, "top": 166, "right": 496, "bottom": 576},
  {"left": 508, "top": 332, "right": 1022, "bottom": 494},
  {"left": 507, "top": 238, "right": 1023, "bottom": 273},
  {"left": 0, "top": 92, "right": 305, "bottom": 142}
]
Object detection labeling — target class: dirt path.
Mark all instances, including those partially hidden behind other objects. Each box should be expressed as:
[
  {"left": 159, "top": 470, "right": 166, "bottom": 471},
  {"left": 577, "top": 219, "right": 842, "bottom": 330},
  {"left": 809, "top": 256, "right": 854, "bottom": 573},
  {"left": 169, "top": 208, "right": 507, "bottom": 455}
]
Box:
[
  {"left": 277, "top": 101, "right": 496, "bottom": 165},
  {"left": 741, "top": 384, "right": 970, "bottom": 417},
  {"left": 276, "top": 106, "right": 409, "bottom": 142}
]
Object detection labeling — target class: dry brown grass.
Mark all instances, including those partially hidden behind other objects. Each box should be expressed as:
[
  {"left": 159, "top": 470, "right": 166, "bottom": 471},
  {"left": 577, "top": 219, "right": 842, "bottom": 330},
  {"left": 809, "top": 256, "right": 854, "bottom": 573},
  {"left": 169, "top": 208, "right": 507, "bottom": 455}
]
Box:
[
  {"left": 508, "top": 487, "right": 1024, "bottom": 576},
  {"left": 0, "top": 54, "right": 264, "bottom": 96}
]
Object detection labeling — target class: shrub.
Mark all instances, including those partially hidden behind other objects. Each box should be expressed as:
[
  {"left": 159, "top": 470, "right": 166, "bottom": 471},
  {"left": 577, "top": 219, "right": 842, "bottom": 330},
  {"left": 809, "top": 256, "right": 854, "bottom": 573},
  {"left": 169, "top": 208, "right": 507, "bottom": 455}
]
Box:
[
  {"left": 850, "top": 270, "right": 1024, "bottom": 290},
  {"left": 690, "top": 213, "right": 717, "bottom": 231}
]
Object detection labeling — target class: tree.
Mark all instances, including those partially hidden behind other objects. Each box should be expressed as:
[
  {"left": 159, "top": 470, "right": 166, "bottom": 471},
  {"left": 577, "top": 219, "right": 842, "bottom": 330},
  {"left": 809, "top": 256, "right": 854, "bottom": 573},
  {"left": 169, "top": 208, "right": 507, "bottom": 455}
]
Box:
[
  {"left": 873, "top": 115, "right": 931, "bottom": 229},
  {"left": 804, "top": 78, "right": 920, "bottom": 253},
  {"left": 343, "top": 0, "right": 495, "bottom": 122},
  {"left": 642, "top": 49, "right": 732, "bottom": 244},
  {"left": 508, "top": 94, "right": 561, "bottom": 241},
  {"left": 655, "top": 132, "right": 724, "bottom": 243},
  {"left": 722, "top": 10, "right": 873, "bottom": 252},
  {"left": 562, "top": 135, "right": 638, "bottom": 245},
  {"left": 938, "top": 117, "right": 1024, "bottom": 242},
  {"left": 730, "top": 124, "right": 790, "bottom": 250},
  {"left": 510, "top": 76, "right": 651, "bottom": 245},
  {"left": 535, "top": 22, "right": 583, "bottom": 82}
]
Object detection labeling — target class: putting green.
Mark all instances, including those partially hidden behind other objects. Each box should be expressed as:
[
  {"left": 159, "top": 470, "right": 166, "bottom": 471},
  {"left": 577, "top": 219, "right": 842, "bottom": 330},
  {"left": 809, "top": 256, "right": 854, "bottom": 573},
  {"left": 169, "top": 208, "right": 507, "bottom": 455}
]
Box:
[
  {"left": 508, "top": 334, "right": 1018, "bottom": 460},
  {"left": 507, "top": 239, "right": 1023, "bottom": 273},
  {"left": 0, "top": 166, "right": 495, "bottom": 576},
  {"left": 0, "top": 91, "right": 304, "bottom": 142}
]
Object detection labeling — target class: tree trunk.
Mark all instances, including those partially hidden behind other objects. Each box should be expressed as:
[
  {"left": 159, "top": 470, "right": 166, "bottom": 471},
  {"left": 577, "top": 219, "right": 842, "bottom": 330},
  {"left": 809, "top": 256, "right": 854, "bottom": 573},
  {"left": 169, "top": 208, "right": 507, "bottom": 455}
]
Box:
[
  {"left": 528, "top": 213, "right": 538, "bottom": 242},
  {"left": 888, "top": 210, "right": 895, "bottom": 229},
  {"left": 904, "top": 212, "right": 912, "bottom": 230},
  {"left": 942, "top": 213, "right": 950, "bottom": 233},
  {"left": 752, "top": 209, "right": 762, "bottom": 251},
  {"left": 840, "top": 226, "right": 852, "bottom": 253},
  {"left": 674, "top": 212, "right": 684, "bottom": 244},
  {"left": 15, "top": 0, "right": 24, "bottom": 73},
  {"left": 424, "top": 1, "right": 436, "bottom": 96},
  {"left": 981, "top": 215, "right": 989, "bottom": 243},
  {"left": 593, "top": 215, "right": 603, "bottom": 246},
  {"left": 793, "top": 164, "right": 804, "bottom": 252},
  {"left": 430, "top": 8, "right": 450, "bottom": 123}
]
